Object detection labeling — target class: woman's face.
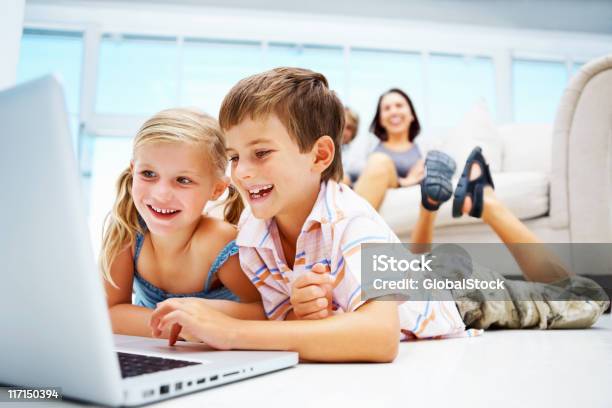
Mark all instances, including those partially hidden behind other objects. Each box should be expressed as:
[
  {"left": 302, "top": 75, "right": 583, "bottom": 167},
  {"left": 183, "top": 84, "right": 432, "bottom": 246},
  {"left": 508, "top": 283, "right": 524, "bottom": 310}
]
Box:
[
  {"left": 379, "top": 92, "right": 414, "bottom": 136},
  {"left": 342, "top": 112, "right": 357, "bottom": 145}
]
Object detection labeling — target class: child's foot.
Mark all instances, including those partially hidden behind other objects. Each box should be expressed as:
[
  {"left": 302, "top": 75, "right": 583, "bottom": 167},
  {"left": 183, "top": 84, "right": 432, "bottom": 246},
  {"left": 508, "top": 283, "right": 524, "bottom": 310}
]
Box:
[
  {"left": 420, "top": 151, "right": 456, "bottom": 212},
  {"left": 460, "top": 162, "right": 498, "bottom": 217},
  {"left": 452, "top": 146, "right": 495, "bottom": 218}
]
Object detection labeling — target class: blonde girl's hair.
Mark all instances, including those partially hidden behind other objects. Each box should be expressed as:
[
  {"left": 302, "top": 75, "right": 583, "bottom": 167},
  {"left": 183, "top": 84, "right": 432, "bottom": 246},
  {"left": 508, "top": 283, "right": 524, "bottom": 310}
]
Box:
[{"left": 99, "top": 108, "right": 243, "bottom": 286}]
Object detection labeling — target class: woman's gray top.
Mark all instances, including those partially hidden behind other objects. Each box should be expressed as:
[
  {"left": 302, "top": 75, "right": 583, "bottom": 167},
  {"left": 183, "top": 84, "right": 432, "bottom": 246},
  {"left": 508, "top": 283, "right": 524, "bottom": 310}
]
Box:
[{"left": 373, "top": 142, "right": 422, "bottom": 178}]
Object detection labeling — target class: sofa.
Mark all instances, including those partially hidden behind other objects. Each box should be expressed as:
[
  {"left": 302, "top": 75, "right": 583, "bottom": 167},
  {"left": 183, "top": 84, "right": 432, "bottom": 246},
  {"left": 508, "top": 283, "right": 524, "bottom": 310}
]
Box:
[{"left": 379, "top": 54, "right": 612, "bottom": 243}]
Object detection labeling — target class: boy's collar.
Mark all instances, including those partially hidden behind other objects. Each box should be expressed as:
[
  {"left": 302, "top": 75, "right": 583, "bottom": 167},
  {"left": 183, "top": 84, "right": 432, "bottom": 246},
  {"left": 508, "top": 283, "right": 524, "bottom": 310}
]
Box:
[
  {"left": 236, "top": 215, "right": 275, "bottom": 250},
  {"left": 237, "top": 180, "right": 342, "bottom": 249}
]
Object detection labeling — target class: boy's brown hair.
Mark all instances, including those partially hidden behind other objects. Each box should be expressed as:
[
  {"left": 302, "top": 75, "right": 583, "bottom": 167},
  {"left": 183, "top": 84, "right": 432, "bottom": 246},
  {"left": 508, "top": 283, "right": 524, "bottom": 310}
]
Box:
[{"left": 219, "top": 67, "right": 345, "bottom": 182}]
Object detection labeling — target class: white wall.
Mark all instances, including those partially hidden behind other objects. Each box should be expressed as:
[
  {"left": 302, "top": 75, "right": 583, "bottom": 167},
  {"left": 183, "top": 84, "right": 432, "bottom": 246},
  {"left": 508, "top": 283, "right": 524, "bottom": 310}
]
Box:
[{"left": 0, "top": 0, "right": 25, "bottom": 90}]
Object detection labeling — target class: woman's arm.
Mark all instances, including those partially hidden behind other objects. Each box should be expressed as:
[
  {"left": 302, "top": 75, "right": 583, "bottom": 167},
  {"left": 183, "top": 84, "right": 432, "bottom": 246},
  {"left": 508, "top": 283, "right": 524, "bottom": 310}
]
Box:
[{"left": 150, "top": 298, "right": 400, "bottom": 363}]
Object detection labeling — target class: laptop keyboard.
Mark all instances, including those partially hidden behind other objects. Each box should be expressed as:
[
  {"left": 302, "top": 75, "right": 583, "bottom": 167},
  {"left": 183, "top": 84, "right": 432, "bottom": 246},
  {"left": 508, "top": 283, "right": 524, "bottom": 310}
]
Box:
[{"left": 117, "top": 352, "right": 202, "bottom": 378}]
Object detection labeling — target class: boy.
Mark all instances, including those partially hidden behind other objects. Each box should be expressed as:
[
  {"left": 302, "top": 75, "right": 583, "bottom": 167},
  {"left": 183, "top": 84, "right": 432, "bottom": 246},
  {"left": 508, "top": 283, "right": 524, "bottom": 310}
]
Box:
[
  {"left": 150, "top": 68, "right": 608, "bottom": 362},
  {"left": 150, "top": 67, "right": 469, "bottom": 362}
]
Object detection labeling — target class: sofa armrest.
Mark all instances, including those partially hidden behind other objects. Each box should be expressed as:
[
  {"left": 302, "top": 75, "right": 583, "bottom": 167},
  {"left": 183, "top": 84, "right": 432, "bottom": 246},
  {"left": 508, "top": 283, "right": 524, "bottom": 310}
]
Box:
[{"left": 551, "top": 54, "right": 612, "bottom": 241}]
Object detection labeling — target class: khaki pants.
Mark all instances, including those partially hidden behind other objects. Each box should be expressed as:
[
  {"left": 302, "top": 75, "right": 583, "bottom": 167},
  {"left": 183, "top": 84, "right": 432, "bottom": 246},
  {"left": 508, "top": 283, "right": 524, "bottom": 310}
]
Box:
[{"left": 430, "top": 253, "right": 610, "bottom": 329}]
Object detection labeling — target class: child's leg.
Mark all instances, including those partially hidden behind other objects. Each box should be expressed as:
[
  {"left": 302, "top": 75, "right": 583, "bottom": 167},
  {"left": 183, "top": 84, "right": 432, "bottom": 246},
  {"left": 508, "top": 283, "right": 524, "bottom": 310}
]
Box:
[
  {"left": 462, "top": 163, "right": 568, "bottom": 283},
  {"left": 453, "top": 162, "right": 609, "bottom": 330},
  {"left": 353, "top": 153, "right": 398, "bottom": 210},
  {"left": 410, "top": 204, "right": 437, "bottom": 253},
  {"left": 410, "top": 151, "right": 456, "bottom": 252}
]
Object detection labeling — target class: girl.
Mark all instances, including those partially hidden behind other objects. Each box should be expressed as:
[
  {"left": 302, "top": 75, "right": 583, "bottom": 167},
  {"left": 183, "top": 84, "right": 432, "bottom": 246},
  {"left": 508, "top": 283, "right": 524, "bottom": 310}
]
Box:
[
  {"left": 100, "top": 108, "right": 262, "bottom": 338},
  {"left": 340, "top": 106, "right": 362, "bottom": 186}
]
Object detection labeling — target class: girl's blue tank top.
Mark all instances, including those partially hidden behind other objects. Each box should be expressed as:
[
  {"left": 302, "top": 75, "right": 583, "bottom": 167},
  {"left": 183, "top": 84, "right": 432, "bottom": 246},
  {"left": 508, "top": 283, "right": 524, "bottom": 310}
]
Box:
[{"left": 132, "top": 230, "right": 239, "bottom": 309}]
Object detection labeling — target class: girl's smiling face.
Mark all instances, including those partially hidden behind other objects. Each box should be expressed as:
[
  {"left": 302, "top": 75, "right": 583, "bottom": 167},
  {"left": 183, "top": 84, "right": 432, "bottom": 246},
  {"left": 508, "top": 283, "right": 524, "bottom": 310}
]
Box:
[{"left": 131, "top": 142, "right": 227, "bottom": 235}]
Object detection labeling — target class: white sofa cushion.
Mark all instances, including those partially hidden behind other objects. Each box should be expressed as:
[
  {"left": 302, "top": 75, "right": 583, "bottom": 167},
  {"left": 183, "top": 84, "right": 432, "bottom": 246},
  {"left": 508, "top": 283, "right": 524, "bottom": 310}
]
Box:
[
  {"left": 499, "top": 123, "right": 552, "bottom": 173},
  {"left": 439, "top": 101, "right": 503, "bottom": 172},
  {"left": 379, "top": 171, "right": 550, "bottom": 237}
]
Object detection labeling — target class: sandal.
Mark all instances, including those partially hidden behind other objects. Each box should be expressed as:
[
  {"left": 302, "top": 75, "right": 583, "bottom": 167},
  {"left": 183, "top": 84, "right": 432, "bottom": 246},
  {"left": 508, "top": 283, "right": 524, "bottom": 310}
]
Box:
[
  {"left": 452, "top": 146, "right": 495, "bottom": 218},
  {"left": 420, "top": 150, "right": 457, "bottom": 211}
]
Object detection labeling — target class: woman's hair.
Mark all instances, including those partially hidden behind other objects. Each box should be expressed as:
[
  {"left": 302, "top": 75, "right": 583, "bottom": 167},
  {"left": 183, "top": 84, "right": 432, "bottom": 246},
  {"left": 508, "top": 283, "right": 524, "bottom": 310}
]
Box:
[
  {"left": 344, "top": 106, "right": 360, "bottom": 143},
  {"left": 99, "top": 108, "right": 243, "bottom": 286},
  {"left": 369, "top": 88, "right": 421, "bottom": 142}
]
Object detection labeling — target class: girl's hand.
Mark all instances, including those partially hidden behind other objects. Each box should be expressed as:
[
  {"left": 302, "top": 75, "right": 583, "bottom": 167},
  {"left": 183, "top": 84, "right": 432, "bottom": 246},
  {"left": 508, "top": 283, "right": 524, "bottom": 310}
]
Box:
[
  {"left": 150, "top": 298, "right": 239, "bottom": 350},
  {"left": 290, "top": 263, "right": 334, "bottom": 319}
]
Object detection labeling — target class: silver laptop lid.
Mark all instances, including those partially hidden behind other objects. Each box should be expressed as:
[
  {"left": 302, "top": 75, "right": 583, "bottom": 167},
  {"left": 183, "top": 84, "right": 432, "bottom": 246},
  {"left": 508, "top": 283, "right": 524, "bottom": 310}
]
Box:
[{"left": 0, "top": 76, "right": 123, "bottom": 406}]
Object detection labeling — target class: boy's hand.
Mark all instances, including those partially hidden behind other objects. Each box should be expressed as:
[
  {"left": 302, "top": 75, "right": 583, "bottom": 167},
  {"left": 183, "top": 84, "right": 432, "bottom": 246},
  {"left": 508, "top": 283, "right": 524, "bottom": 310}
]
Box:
[{"left": 290, "top": 263, "right": 334, "bottom": 320}]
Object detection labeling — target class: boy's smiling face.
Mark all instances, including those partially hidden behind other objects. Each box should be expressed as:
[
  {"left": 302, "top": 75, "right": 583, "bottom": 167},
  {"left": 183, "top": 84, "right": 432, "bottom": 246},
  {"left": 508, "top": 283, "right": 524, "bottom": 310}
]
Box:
[{"left": 225, "top": 114, "right": 324, "bottom": 222}]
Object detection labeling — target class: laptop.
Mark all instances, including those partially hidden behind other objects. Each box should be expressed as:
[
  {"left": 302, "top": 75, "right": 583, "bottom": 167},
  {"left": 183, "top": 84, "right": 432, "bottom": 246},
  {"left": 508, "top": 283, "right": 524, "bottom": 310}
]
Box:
[{"left": 0, "top": 76, "right": 298, "bottom": 406}]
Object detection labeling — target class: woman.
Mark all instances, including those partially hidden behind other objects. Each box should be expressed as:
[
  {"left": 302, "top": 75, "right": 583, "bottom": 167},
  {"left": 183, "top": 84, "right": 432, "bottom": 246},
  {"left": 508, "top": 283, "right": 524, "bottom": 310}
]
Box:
[{"left": 353, "top": 88, "right": 425, "bottom": 209}]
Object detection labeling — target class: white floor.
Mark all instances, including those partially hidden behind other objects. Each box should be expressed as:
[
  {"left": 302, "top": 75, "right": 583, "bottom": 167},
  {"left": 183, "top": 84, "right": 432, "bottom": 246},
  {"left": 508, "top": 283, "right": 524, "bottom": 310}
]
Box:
[{"left": 6, "top": 314, "right": 612, "bottom": 407}]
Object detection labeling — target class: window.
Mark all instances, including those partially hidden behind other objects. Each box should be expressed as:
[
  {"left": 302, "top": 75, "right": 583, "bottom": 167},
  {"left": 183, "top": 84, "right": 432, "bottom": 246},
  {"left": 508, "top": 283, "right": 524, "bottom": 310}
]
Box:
[
  {"left": 17, "top": 29, "right": 83, "bottom": 146},
  {"left": 429, "top": 54, "right": 496, "bottom": 127},
  {"left": 348, "top": 48, "right": 423, "bottom": 141},
  {"left": 265, "top": 43, "right": 346, "bottom": 100},
  {"left": 570, "top": 61, "right": 585, "bottom": 78},
  {"left": 96, "top": 34, "right": 179, "bottom": 115},
  {"left": 181, "top": 39, "right": 263, "bottom": 117},
  {"left": 512, "top": 59, "right": 567, "bottom": 123},
  {"left": 20, "top": 25, "right": 595, "bottom": 246},
  {"left": 88, "top": 136, "right": 134, "bottom": 251}
]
